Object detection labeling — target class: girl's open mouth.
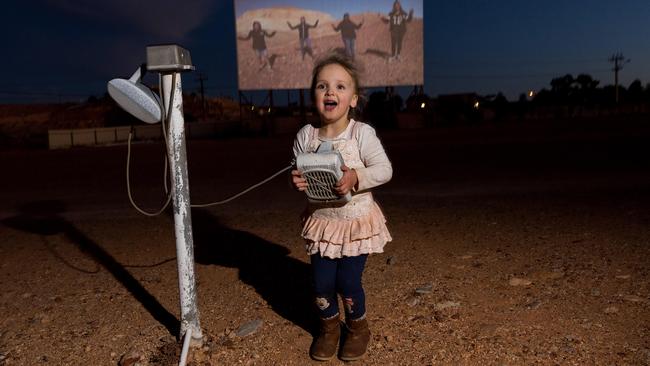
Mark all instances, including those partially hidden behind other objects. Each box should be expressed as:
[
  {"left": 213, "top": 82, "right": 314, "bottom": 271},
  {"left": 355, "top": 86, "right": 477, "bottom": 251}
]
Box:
[{"left": 324, "top": 100, "right": 338, "bottom": 111}]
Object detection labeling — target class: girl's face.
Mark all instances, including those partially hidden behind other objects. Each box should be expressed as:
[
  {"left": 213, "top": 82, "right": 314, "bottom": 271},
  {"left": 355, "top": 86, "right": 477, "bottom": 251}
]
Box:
[
  {"left": 314, "top": 63, "right": 358, "bottom": 126},
  {"left": 253, "top": 22, "right": 260, "bottom": 31}
]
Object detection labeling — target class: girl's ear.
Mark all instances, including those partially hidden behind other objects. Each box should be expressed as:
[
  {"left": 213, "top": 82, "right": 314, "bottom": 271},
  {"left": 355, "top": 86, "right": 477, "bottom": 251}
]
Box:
[{"left": 350, "top": 94, "right": 359, "bottom": 108}]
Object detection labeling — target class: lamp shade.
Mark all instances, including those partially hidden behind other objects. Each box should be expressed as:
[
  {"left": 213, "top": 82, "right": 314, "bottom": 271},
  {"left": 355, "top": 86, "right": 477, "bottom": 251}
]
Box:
[{"left": 107, "top": 78, "right": 162, "bottom": 124}]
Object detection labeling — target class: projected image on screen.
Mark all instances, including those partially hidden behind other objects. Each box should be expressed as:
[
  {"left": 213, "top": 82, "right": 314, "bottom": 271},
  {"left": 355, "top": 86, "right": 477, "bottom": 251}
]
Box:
[{"left": 234, "top": 0, "right": 423, "bottom": 90}]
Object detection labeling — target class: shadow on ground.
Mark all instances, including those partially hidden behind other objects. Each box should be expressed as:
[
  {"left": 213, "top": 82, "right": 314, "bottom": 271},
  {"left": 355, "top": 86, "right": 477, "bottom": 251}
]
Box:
[
  {"left": 364, "top": 48, "right": 391, "bottom": 60},
  {"left": 1, "top": 200, "right": 180, "bottom": 337},
  {"left": 191, "top": 208, "right": 315, "bottom": 335}
]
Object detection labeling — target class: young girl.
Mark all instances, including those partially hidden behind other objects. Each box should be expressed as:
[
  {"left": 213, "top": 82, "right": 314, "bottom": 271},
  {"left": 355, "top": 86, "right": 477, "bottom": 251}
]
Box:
[
  {"left": 382, "top": 0, "right": 414, "bottom": 62},
  {"left": 287, "top": 16, "right": 319, "bottom": 61},
  {"left": 237, "top": 21, "right": 276, "bottom": 70},
  {"left": 331, "top": 13, "right": 364, "bottom": 61},
  {"left": 291, "top": 52, "right": 392, "bottom": 361}
]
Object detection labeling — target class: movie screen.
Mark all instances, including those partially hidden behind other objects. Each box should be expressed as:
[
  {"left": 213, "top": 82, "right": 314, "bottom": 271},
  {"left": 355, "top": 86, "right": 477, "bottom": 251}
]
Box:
[{"left": 234, "top": 0, "right": 424, "bottom": 90}]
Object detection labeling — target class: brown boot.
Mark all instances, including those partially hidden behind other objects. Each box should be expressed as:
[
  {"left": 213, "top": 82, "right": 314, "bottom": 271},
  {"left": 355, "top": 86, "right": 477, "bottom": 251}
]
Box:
[
  {"left": 340, "top": 316, "right": 370, "bottom": 361},
  {"left": 310, "top": 314, "right": 341, "bottom": 361}
]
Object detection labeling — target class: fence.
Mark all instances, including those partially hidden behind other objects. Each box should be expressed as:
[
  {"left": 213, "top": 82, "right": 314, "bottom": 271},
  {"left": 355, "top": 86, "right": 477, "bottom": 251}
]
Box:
[
  {"left": 48, "top": 121, "right": 261, "bottom": 149},
  {"left": 47, "top": 113, "right": 429, "bottom": 149},
  {"left": 48, "top": 125, "right": 161, "bottom": 149}
]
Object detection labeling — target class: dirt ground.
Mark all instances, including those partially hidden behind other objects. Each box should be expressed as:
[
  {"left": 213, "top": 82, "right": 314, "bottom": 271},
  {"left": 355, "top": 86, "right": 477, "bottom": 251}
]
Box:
[{"left": 1, "top": 119, "right": 650, "bottom": 365}]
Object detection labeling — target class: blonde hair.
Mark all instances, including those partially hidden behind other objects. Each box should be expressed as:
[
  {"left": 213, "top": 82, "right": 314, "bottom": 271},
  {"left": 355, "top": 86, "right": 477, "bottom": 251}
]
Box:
[{"left": 310, "top": 51, "right": 364, "bottom": 118}]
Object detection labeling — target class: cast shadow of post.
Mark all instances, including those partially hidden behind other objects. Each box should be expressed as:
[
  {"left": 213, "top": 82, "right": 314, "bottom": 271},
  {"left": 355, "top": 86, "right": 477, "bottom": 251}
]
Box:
[
  {"left": 191, "top": 208, "right": 315, "bottom": 335},
  {"left": 1, "top": 200, "right": 180, "bottom": 337}
]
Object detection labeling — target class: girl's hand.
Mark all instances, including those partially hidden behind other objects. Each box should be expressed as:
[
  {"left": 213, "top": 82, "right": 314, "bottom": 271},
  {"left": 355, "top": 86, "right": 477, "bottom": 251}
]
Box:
[
  {"left": 291, "top": 169, "right": 308, "bottom": 191},
  {"left": 335, "top": 165, "right": 358, "bottom": 195}
]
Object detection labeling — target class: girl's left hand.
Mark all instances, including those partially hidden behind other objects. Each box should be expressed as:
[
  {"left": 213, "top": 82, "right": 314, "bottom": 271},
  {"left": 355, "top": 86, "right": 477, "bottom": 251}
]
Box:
[{"left": 336, "top": 165, "right": 358, "bottom": 195}]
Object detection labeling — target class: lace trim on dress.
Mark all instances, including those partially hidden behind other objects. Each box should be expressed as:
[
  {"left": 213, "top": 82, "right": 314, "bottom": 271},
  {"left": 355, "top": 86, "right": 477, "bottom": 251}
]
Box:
[{"left": 302, "top": 201, "right": 392, "bottom": 258}]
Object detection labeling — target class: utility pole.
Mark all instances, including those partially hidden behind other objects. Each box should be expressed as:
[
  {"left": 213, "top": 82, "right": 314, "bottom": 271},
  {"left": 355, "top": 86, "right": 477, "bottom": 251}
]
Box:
[
  {"left": 196, "top": 73, "right": 207, "bottom": 120},
  {"left": 609, "top": 52, "right": 630, "bottom": 104}
]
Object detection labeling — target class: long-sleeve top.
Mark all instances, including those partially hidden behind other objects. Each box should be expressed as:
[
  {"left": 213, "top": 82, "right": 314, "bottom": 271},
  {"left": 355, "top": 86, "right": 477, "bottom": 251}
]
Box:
[
  {"left": 333, "top": 19, "right": 362, "bottom": 40},
  {"left": 387, "top": 9, "right": 413, "bottom": 33},
  {"left": 288, "top": 20, "right": 318, "bottom": 40},
  {"left": 241, "top": 29, "right": 274, "bottom": 51},
  {"left": 293, "top": 120, "right": 392, "bottom": 192}
]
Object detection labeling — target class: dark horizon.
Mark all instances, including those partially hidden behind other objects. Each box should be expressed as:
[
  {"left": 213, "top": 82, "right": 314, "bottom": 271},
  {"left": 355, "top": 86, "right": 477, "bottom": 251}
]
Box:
[{"left": 1, "top": 1, "right": 649, "bottom": 104}]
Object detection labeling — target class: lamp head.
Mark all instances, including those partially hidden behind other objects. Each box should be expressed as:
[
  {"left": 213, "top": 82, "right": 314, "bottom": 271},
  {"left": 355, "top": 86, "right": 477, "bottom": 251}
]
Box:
[{"left": 106, "top": 66, "right": 162, "bottom": 124}]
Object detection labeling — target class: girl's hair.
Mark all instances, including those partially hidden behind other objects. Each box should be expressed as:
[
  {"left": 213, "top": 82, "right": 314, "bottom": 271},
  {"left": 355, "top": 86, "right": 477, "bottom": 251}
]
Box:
[
  {"left": 391, "top": 0, "right": 404, "bottom": 14},
  {"left": 310, "top": 51, "right": 364, "bottom": 119}
]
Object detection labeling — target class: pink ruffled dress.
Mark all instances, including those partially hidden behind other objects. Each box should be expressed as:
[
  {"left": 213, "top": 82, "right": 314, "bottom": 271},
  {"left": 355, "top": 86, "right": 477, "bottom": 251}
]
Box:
[{"left": 298, "top": 120, "right": 392, "bottom": 258}]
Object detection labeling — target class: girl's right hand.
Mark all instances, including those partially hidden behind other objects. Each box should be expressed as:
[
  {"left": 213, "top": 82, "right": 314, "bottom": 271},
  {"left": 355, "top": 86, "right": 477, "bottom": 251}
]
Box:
[{"left": 291, "top": 170, "right": 308, "bottom": 191}]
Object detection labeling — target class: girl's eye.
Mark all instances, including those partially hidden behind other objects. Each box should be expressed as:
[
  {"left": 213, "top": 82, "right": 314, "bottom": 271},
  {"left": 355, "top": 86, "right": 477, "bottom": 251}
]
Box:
[
  {"left": 337, "top": 84, "right": 345, "bottom": 90},
  {"left": 316, "top": 84, "right": 326, "bottom": 90}
]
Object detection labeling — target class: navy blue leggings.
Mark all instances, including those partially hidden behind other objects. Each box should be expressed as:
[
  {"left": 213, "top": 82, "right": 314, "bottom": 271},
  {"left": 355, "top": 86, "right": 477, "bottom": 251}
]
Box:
[{"left": 310, "top": 254, "right": 368, "bottom": 320}]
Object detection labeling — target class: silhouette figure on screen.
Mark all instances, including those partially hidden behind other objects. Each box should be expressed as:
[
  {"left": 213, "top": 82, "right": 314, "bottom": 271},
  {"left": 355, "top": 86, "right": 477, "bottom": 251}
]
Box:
[
  {"left": 332, "top": 13, "right": 363, "bottom": 61},
  {"left": 238, "top": 21, "right": 277, "bottom": 70},
  {"left": 381, "top": 0, "right": 413, "bottom": 62},
  {"left": 288, "top": 16, "right": 319, "bottom": 61}
]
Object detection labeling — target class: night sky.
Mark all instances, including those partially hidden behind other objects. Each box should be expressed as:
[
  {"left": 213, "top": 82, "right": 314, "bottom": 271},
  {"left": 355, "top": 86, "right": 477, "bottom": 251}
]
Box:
[{"left": 2, "top": 0, "right": 649, "bottom": 103}]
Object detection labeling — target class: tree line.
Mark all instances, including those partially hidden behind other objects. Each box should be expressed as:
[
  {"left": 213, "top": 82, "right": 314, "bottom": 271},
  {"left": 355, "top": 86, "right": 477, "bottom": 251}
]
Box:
[{"left": 531, "top": 74, "right": 650, "bottom": 106}]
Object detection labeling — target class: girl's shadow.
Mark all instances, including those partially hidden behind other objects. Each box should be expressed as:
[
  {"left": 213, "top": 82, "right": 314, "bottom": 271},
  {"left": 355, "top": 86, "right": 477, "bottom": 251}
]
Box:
[{"left": 191, "top": 208, "right": 315, "bottom": 335}]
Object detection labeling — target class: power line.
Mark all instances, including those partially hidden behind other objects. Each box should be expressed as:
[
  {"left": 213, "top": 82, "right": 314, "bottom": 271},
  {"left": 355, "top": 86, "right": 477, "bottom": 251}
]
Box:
[
  {"left": 426, "top": 57, "right": 608, "bottom": 68},
  {"left": 196, "top": 73, "right": 208, "bottom": 119},
  {"left": 0, "top": 90, "right": 94, "bottom": 97},
  {"left": 428, "top": 69, "right": 612, "bottom": 80}
]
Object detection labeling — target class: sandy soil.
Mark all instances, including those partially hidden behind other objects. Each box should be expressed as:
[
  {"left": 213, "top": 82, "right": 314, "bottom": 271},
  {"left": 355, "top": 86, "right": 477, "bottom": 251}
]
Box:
[{"left": 1, "top": 119, "right": 650, "bottom": 365}]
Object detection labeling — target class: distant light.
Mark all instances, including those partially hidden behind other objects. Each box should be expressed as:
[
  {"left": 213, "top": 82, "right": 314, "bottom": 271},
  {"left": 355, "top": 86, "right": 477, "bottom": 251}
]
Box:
[
  {"left": 420, "top": 102, "right": 426, "bottom": 109},
  {"left": 528, "top": 90, "right": 535, "bottom": 98},
  {"left": 251, "top": 106, "right": 255, "bottom": 111},
  {"left": 268, "top": 107, "right": 271, "bottom": 113},
  {"left": 473, "top": 101, "right": 480, "bottom": 109}
]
